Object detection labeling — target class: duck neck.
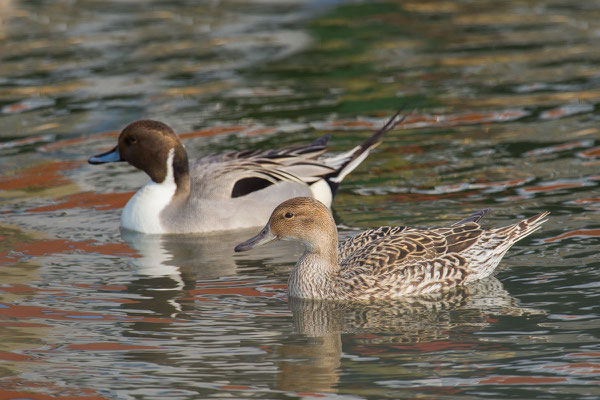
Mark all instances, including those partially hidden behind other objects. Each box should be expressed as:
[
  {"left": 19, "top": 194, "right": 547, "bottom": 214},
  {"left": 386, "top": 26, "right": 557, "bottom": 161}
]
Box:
[
  {"left": 172, "top": 145, "right": 190, "bottom": 199},
  {"left": 288, "top": 221, "right": 340, "bottom": 300},
  {"left": 305, "top": 230, "right": 339, "bottom": 269}
]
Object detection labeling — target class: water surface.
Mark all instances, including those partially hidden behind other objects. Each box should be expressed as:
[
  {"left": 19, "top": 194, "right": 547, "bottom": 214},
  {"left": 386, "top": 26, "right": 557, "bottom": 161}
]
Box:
[{"left": 1, "top": 0, "right": 599, "bottom": 399}]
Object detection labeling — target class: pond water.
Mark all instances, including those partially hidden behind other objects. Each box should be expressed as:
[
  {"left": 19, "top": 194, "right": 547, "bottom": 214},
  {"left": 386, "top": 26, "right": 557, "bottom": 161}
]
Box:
[{"left": 1, "top": 0, "right": 600, "bottom": 399}]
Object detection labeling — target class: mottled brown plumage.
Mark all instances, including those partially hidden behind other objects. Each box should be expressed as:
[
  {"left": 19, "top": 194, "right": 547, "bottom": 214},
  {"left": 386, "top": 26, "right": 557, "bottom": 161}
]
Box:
[{"left": 235, "top": 197, "right": 549, "bottom": 301}]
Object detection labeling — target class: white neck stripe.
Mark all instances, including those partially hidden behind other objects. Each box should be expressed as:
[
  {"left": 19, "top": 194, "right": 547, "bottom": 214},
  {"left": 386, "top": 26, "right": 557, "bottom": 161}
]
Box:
[{"left": 120, "top": 148, "right": 178, "bottom": 233}]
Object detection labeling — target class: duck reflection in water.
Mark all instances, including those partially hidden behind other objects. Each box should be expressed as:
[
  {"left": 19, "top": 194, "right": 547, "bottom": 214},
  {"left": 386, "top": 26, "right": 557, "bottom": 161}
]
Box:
[
  {"left": 276, "top": 277, "right": 544, "bottom": 393},
  {"left": 119, "top": 229, "right": 301, "bottom": 318}
]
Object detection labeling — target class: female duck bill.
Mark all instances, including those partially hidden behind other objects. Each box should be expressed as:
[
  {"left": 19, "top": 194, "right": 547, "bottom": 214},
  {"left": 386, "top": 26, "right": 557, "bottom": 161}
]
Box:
[
  {"left": 235, "top": 225, "right": 277, "bottom": 252},
  {"left": 88, "top": 146, "right": 123, "bottom": 164}
]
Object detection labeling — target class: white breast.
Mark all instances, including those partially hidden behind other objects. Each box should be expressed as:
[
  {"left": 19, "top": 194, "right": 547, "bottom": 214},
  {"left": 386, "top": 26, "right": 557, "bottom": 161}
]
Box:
[{"left": 121, "top": 150, "right": 177, "bottom": 234}]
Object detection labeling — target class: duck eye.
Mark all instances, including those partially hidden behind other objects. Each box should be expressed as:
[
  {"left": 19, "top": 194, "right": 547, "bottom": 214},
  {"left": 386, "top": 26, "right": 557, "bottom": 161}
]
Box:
[
  {"left": 129, "top": 136, "right": 137, "bottom": 144},
  {"left": 284, "top": 212, "right": 293, "bottom": 219}
]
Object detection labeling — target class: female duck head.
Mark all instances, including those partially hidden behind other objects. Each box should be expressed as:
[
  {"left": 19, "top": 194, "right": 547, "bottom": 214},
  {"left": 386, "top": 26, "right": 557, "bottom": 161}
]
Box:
[{"left": 235, "top": 197, "right": 338, "bottom": 254}]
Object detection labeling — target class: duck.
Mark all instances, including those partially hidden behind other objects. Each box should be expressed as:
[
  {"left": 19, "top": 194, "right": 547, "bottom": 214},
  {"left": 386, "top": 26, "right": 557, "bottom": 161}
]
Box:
[
  {"left": 88, "top": 111, "right": 404, "bottom": 234},
  {"left": 234, "top": 197, "right": 549, "bottom": 301}
]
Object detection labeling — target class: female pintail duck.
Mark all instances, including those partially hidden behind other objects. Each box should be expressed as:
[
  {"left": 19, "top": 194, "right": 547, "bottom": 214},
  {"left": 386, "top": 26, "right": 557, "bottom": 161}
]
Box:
[
  {"left": 235, "top": 197, "right": 549, "bottom": 301},
  {"left": 88, "top": 112, "right": 404, "bottom": 234}
]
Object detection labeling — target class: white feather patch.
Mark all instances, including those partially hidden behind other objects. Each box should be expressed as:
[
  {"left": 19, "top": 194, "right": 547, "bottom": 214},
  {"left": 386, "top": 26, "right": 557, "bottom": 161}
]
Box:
[
  {"left": 121, "top": 149, "right": 177, "bottom": 234},
  {"left": 329, "top": 147, "right": 371, "bottom": 183},
  {"left": 310, "top": 179, "right": 333, "bottom": 207}
]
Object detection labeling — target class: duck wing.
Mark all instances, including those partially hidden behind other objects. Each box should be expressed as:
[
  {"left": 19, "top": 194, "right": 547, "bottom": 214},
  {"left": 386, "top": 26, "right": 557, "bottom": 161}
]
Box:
[
  {"left": 337, "top": 223, "right": 489, "bottom": 298},
  {"left": 338, "top": 211, "right": 487, "bottom": 262},
  {"left": 338, "top": 226, "right": 409, "bottom": 261},
  {"left": 190, "top": 151, "right": 338, "bottom": 199},
  {"left": 191, "top": 110, "right": 405, "bottom": 200},
  {"left": 451, "top": 208, "right": 490, "bottom": 226},
  {"left": 209, "top": 133, "right": 332, "bottom": 163},
  {"left": 336, "top": 211, "right": 549, "bottom": 300}
]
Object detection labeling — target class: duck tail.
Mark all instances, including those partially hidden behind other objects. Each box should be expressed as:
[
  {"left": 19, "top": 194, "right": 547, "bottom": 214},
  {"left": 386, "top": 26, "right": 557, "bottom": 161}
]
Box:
[
  {"left": 325, "top": 107, "right": 407, "bottom": 194},
  {"left": 497, "top": 211, "right": 550, "bottom": 243},
  {"left": 465, "top": 211, "right": 549, "bottom": 282}
]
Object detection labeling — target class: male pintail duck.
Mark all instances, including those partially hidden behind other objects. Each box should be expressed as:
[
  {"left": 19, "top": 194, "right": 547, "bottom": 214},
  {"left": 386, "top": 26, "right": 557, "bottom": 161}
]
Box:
[
  {"left": 88, "top": 112, "right": 404, "bottom": 234},
  {"left": 235, "top": 197, "right": 549, "bottom": 301}
]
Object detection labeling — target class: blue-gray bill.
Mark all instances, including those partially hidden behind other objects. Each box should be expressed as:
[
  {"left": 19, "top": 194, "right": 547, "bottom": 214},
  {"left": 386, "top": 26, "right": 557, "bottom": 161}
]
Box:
[
  {"left": 234, "top": 225, "right": 277, "bottom": 252},
  {"left": 88, "top": 146, "right": 122, "bottom": 164}
]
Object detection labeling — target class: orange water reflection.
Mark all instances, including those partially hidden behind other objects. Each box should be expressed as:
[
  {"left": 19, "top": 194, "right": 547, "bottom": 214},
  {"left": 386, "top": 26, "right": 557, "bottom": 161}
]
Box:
[
  {"left": 0, "top": 302, "right": 173, "bottom": 324},
  {"left": 0, "top": 238, "right": 138, "bottom": 264},
  {"left": 0, "top": 378, "right": 110, "bottom": 400},
  {"left": 189, "top": 282, "right": 287, "bottom": 301},
  {"left": 0, "top": 160, "right": 81, "bottom": 191},
  {"left": 544, "top": 362, "right": 600, "bottom": 374},
  {"left": 67, "top": 343, "right": 160, "bottom": 351},
  {"left": 27, "top": 191, "right": 133, "bottom": 212},
  {"left": 543, "top": 229, "right": 600, "bottom": 243}
]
